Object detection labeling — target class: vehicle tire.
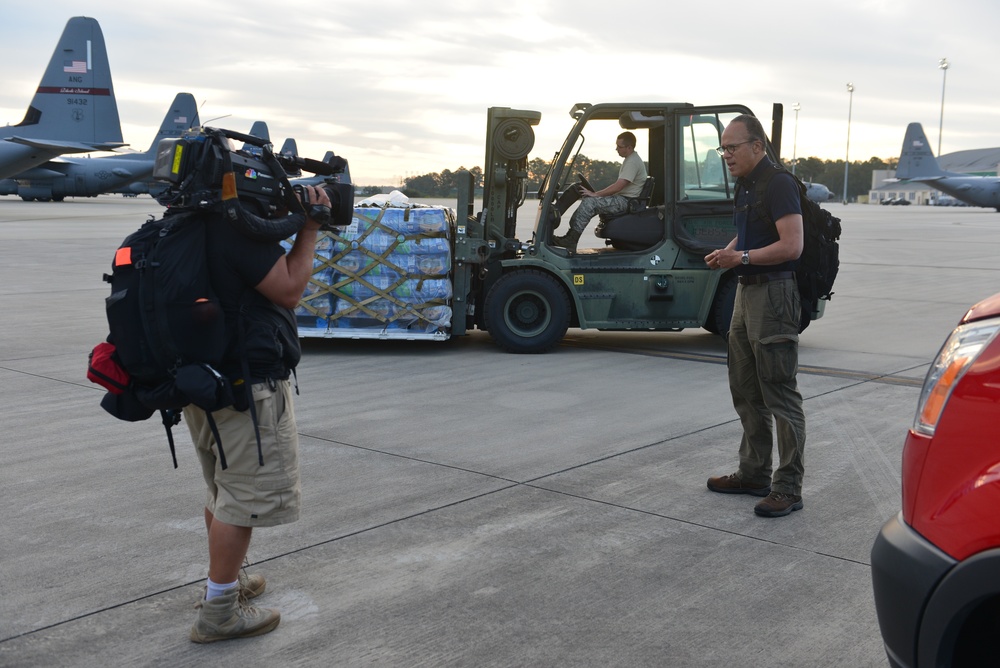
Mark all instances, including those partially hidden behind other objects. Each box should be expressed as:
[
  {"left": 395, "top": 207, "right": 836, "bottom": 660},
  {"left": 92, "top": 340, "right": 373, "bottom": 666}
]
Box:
[
  {"left": 704, "top": 272, "right": 737, "bottom": 336},
  {"left": 484, "top": 269, "right": 571, "bottom": 353}
]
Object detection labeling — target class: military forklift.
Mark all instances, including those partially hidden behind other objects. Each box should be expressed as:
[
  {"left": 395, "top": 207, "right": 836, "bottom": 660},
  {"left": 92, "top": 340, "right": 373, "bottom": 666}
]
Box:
[{"left": 449, "top": 102, "right": 789, "bottom": 353}]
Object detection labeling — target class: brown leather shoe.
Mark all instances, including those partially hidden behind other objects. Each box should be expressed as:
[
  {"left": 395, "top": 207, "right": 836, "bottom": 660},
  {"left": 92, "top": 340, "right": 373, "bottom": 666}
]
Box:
[
  {"left": 707, "top": 473, "right": 771, "bottom": 497},
  {"left": 754, "top": 492, "right": 804, "bottom": 517}
]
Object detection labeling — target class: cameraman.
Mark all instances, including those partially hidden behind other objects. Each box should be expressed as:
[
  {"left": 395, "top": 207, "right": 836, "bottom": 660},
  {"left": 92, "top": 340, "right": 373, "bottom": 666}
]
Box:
[{"left": 186, "top": 184, "right": 330, "bottom": 643}]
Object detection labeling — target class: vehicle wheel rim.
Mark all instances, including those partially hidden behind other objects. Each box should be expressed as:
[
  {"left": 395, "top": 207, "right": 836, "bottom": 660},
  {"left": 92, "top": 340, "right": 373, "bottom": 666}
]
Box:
[{"left": 504, "top": 290, "right": 551, "bottom": 337}]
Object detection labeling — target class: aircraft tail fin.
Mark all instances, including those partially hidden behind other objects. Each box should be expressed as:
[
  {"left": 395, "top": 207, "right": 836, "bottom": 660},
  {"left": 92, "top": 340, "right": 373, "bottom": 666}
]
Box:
[
  {"left": 279, "top": 138, "right": 298, "bottom": 158},
  {"left": 240, "top": 122, "right": 270, "bottom": 156},
  {"left": 246, "top": 121, "right": 269, "bottom": 140},
  {"left": 896, "top": 122, "right": 955, "bottom": 180},
  {"left": 7, "top": 17, "right": 124, "bottom": 147},
  {"left": 279, "top": 138, "right": 301, "bottom": 176},
  {"left": 144, "top": 93, "right": 199, "bottom": 153}
]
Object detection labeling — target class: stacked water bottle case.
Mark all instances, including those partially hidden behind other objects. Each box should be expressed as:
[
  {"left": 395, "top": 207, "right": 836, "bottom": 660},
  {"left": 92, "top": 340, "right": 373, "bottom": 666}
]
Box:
[{"left": 287, "top": 203, "right": 455, "bottom": 339}]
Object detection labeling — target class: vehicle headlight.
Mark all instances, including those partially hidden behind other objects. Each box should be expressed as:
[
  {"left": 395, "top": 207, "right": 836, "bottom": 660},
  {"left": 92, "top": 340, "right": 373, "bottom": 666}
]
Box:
[{"left": 914, "top": 318, "right": 1000, "bottom": 435}]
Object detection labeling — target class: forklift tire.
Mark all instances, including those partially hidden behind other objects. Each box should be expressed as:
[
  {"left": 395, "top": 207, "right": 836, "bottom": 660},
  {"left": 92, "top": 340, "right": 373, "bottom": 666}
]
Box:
[
  {"left": 704, "top": 272, "right": 737, "bottom": 337},
  {"left": 484, "top": 269, "right": 571, "bottom": 353}
]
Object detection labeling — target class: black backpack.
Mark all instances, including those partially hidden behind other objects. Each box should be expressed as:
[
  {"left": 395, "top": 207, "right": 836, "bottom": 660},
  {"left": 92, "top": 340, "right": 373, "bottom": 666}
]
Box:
[
  {"left": 91, "top": 210, "right": 240, "bottom": 468},
  {"left": 748, "top": 164, "right": 842, "bottom": 332}
]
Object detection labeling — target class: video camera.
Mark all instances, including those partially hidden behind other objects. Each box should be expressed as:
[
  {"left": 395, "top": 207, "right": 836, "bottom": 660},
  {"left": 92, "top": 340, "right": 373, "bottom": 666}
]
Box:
[{"left": 152, "top": 127, "right": 354, "bottom": 240}]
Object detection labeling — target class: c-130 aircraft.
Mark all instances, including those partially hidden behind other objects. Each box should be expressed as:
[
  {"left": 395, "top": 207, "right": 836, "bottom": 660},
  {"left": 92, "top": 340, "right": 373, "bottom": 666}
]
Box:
[
  {"left": 0, "top": 16, "right": 125, "bottom": 180},
  {"left": 0, "top": 93, "right": 199, "bottom": 201},
  {"left": 895, "top": 122, "right": 1000, "bottom": 211}
]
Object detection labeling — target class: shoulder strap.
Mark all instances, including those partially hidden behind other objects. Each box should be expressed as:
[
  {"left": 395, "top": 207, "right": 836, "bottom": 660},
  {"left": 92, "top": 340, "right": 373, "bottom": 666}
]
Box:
[
  {"left": 750, "top": 163, "right": 806, "bottom": 229},
  {"left": 160, "top": 409, "right": 181, "bottom": 469},
  {"left": 151, "top": 212, "right": 202, "bottom": 373},
  {"left": 237, "top": 297, "right": 265, "bottom": 466},
  {"left": 159, "top": 407, "right": 229, "bottom": 470},
  {"left": 204, "top": 410, "right": 228, "bottom": 470}
]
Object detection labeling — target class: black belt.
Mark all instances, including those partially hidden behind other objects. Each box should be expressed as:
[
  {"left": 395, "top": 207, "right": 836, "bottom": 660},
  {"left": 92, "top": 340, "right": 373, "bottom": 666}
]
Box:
[{"left": 737, "top": 271, "right": 795, "bottom": 286}]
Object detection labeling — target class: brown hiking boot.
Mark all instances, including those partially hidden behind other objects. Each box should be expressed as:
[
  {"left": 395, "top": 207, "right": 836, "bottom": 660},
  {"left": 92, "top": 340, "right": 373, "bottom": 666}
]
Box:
[
  {"left": 707, "top": 473, "right": 771, "bottom": 497},
  {"left": 754, "top": 492, "right": 804, "bottom": 518},
  {"left": 190, "top": 585, "right": 280, "bottom": 643},
  {"left": 238, "top": 570, "right": 266, "bottom": 599}
]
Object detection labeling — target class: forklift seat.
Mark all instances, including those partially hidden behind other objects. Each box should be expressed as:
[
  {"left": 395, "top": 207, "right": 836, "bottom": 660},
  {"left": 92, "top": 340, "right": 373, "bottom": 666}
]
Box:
[
  {"left": 595, "top": 177, "right": 660, "bottom": 250},
  {"left": 600, "top": 176, "right": 655, "bottom": 223},
  {"left": 596, "top": 207, "right": 664, "bottom": 251},
  {"left": 626, "top": 176, "right": 655, "bottom": 214}
]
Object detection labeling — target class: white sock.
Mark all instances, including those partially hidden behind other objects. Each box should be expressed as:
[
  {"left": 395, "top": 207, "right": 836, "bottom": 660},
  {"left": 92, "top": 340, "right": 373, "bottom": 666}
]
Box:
[{"left": 205, "top": 577, "right": 239, "bottom": 600}]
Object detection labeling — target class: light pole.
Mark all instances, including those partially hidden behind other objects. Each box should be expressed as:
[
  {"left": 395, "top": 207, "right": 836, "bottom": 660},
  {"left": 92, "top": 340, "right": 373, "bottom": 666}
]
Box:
[
  {"left": 843, "top": 83, "right": 853, "bottom": 205},
  {"left": 938, "top": 58, "right": 949, "bottom": 156},
  {"left": 791, "top": 102, "right": 801, "bottom": 175}
]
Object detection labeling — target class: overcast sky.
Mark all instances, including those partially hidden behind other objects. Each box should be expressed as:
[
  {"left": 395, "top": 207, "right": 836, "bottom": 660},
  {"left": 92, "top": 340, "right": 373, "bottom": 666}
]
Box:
[{"left": 1, "top": 1, "right": 996, "bottom": 185}]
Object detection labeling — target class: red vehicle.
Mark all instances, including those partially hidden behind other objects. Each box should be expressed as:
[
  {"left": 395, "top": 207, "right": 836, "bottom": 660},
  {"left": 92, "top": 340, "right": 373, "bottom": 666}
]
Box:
[{"left": 872, "top": 292, "right": 1000, "bottom": 667}]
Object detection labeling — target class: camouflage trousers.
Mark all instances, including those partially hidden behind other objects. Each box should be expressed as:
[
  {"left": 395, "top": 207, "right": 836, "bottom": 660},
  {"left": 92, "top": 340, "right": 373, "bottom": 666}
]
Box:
[
  {"left": 727, "top": 277, "right": 806, "bottom": 496},
  {"left": 568, "top": 195, "right": 629, "bottom": 233}
]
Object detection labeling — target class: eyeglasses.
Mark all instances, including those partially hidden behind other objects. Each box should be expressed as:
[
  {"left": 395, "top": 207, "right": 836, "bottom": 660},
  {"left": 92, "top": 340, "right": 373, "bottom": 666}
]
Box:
[{"left": 715, "top": 140, "right": 755, "bottom": 156}]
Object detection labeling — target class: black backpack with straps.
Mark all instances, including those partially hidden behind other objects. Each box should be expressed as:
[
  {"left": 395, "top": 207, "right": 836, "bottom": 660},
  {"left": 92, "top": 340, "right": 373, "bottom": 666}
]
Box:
[
  {"left": 91, "top": 210, "right": 257, "bottom": 469},
  {"left": 88, "top": 127, "right": 320, "bottom": 469},
  {"left": 747, "top": 163, "right": 842, "bottom": 332}
]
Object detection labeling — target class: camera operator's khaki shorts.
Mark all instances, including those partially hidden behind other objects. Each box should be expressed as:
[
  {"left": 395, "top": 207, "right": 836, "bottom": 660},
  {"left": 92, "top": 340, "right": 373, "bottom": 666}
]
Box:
[{"left": 184, "top": 379, "right": 301, "bottom": 527}]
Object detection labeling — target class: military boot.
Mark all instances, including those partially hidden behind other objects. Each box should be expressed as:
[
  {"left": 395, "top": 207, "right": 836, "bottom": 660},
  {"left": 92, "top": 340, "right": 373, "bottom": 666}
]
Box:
[
  {"left": 552, "top": 228, "right": 581, "bottom": 252},
  {"left": 190, "top": 585, "right": 281, "bottom": 643}
]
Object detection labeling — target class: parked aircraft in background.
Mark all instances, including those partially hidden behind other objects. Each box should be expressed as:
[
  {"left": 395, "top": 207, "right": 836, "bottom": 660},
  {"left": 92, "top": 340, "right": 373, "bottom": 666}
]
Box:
[
  {"left": 279, "top": 138, "right": 302, "bottom": 176},
  {"left": 0, "top": 17, "right": 125, "bottom": 180},
  {"left": 0, "top": 93, "right": 198, "bottom": 201},
  {"left": 803, "top": 181, "right": 834, "bottom": 202},
  {"left": 895, "top": 122, "right": 1000, "bottom": 211},
  {"left": 240, "top": 122, "right": 269, "bottom": 155}
]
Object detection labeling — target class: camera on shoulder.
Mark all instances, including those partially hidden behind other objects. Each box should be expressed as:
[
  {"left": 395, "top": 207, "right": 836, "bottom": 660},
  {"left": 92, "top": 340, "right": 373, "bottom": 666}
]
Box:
[{"left": 152, "top": 127, "right": 354, "bottom": 237}]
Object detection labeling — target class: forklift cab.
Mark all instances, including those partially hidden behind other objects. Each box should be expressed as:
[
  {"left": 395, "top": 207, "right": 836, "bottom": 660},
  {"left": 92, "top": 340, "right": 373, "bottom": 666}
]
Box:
[{"left": 538, "top": 104, "right": 756, "bottom": 255}]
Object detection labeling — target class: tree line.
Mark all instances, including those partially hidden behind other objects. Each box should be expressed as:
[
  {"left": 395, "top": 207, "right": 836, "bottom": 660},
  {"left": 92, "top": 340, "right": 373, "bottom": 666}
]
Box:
[
  {"left": 375, "top": 155, "right": 897, "bottom": 202},
  {"left": 792, "top": 155, "right": 898, "bottom": 201}
]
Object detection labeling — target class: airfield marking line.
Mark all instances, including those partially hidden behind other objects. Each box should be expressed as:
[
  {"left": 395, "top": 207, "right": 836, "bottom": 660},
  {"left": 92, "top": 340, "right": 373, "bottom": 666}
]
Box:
[
  {"left": 298, "top": 429, "right": 875, "bottom": 569},
  {"left": 560, "top": 339, "right": 924, "bottom": 388},
  {"left": 521, "top": 484, "right": 873, "bottom": 567},
  {"left": 0, "top": 482, "right": 524, "bottom": 645}
]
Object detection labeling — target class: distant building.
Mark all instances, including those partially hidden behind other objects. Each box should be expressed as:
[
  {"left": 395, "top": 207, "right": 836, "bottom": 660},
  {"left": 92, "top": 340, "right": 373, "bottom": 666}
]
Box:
[
  {"left": 869, "top": 170, "right": 933, "bottom": 205},
  {"left": 939, "top": 147, "right": 1000, "bottom": 176}
]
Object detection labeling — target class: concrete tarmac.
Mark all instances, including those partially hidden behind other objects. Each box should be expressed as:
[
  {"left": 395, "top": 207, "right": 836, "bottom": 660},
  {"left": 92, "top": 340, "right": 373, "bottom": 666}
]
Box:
[{"left": 1, "top": 197, "right": 997, "bottom": 666}]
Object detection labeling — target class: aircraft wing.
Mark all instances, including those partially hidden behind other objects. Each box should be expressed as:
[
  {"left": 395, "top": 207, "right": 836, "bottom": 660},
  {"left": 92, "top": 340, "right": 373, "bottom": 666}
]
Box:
[{"left": 7, "top": 136, "right": 128, "bottom": 152}]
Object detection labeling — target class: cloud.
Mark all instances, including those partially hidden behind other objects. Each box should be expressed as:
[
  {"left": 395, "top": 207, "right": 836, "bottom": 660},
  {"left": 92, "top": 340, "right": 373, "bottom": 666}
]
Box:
[{"left": 2, "top": 1, "right": 997, "bottom": 184}]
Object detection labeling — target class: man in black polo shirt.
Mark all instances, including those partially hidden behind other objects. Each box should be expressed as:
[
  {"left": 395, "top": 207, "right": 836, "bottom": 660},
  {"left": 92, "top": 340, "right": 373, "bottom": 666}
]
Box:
[{"left": 703, "top": 114, "right": 806, "bottom": 518}]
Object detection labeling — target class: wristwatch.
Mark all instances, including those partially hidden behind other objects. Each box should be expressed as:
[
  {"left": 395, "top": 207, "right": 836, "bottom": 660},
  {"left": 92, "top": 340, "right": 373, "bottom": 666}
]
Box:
[{"left": 741, "top": 250, "right": 750, "bottom": 265}]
